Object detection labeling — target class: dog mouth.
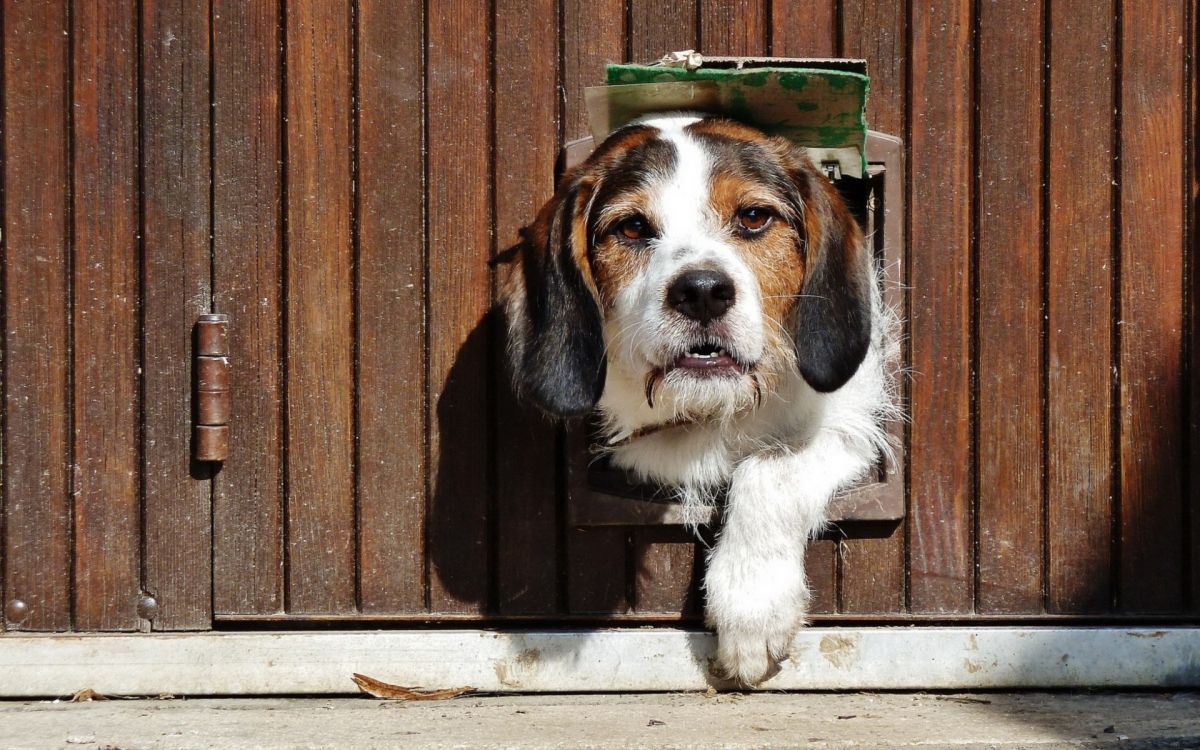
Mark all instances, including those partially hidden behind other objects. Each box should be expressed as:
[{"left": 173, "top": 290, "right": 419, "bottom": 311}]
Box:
[
  {"left": 643, "top": 340, "right": 762, "bottom": 410},
  {"left": 669, "top": 341, "right": 748, "bottom": 374}
]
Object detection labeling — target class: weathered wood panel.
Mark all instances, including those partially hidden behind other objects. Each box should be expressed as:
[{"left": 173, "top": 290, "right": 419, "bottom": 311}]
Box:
[
  {"left": 907, "top": 0, "right": 975, "bottom": 613},
  {"left": 2, "top": 0, "right": 72, "bottom": 631},
  {"left": 140, "top": 0, "right": 213, "bottom": 630},
  {"left": 2, "top": 0, "right": 1197, "bottom": 631},
  {"left": 211, "top": 0, "right": 285, "bottom": 617},
  {"left": 700, "top": 0, "right": 766, "bottom": 54},
  {"left": 1191, "top": 0, "right": 1200, "bottom": 616},
  {"left": 1117, "top": 0, "right": 1186, "bottom": 613},
  {"left": 1045, "top": 0, "right": 1116, "bottom": 614},
  {"left": 356, "top": 0, "right": 429, "bottom": 615},
  {"left": 425, "top": 0, "right": 493, "bottom": 613},
  {"left": 975, "top": 0, "right": 1045, "bottom": 614},
  {"left": 771, "top": 0, "right": 836, "bottom": 55},
  {"left": 71, "top": 0, "right": 142, "bottom": 631},
  {"left": 283, "top": 0, "right": 357, "bottom": 615}
]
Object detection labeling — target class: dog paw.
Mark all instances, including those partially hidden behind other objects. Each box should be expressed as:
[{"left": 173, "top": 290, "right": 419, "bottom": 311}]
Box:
[
  {"left": 704, "top": 552, "right": 809, "bottom": 686},
  {"left": 711, "top": 621, "right": 796, "bottom": 686}
]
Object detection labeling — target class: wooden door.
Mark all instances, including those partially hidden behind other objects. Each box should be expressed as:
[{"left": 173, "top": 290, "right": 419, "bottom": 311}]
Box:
[{"left": 1, "top": 0, "right": 1197, "bottom": 633}]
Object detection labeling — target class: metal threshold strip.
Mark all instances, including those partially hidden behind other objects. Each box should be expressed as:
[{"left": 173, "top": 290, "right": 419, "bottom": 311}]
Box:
[{"left": 0, "top": 627, "right": 1197, "bottom": 696}]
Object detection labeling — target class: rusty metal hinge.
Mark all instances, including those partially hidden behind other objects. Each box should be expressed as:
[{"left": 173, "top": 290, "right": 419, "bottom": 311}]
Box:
[{"left": 194, "top": 314, "right": 230, "bottom": 462}]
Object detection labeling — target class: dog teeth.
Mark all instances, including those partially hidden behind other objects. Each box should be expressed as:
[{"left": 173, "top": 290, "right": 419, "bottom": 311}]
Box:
[{"left": 687, "top": 348, "right": 730, "bottom": 359}]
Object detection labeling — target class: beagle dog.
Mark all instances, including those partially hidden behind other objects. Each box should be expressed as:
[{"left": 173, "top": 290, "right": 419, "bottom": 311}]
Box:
[{"left": 499, "top": 113, "right": 898, "bottom": 685}]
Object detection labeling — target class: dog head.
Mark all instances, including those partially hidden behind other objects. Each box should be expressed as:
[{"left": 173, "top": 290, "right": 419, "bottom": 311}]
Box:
[{"left": 499, "top": 114, "right": 872, "bottom": 421}]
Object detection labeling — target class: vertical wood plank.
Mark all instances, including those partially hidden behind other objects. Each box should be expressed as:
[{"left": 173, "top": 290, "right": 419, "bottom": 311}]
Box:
[
  {"left": 72, "top": 0, "right": 141, "bottom": 630},
  {"left": 1191, "top": 0, "right": 1200, "bottom": 615},
  {"left": 630, "top": 0, "right": 696, "bottom": 62},
  {"left": 141, "top": 0, "right": 213, "bottom": 630},
  {"left": 356, "top": 0, "right": 427, "bottom": 614},
  {"left": 700, "top": 0, "right": 766, "bottom": 54},
  {"left": 634, "top": 530, "right": 700, "bottom": 616},
  {"left": 1118, "top": 0, "right": 1186, "bottom": 612},
  {"left": 771, "top": 0, "right": 842, "bottom": 616},
  {"left": 426, "top": 0, "right": 492, "bottom": 613},
  {"left": 2, "top": 0, "right": 72, "bottom": 631},
  {"left": 839, "top": 0, "right": 908, "bottom": 614},
  {"left": 770, "top": 0, "right": 837, "bottom": 55},
  {"left": 805, "top": 538, "right": 837, "bottom": 615},
  {"left": 907, "top": 0, "right": 974, "bottom": 613},
  {"left": 493, "top": 0, "right": 561, "bottom": 615},
  {"left": 627, "top": 0, "right": 701, "bottom": 618},
  {"left": 1046, "top": 0, "right": 1115, "bottom": 614},
  {"left": 562, "top": 0, "right": 629, "bottom": 615},
  {"left": 975, "top": 0, "right": 1045, "bottom": 614},
  {"left": 284, "top": 0, "right": 356, "bottom": 614},
  {"left": 211, "top": 0, "right": 284, "bottom": 616}
]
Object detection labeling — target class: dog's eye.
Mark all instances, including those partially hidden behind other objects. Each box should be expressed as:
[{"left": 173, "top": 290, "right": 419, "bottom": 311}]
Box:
[
  {"left": 616, "top": 215, "right": 652, "bottom": 241},
  {"left": 737, "top": 207, "right": 773, "bottom": 234}
]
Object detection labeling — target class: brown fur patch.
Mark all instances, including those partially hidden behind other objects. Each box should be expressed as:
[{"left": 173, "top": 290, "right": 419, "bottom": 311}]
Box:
[
  {"left": 706, "top": 165, "right": 807, "bottom": 336},
  {"left": 686, "top": 118, "right": 772, "bottom": 145},
  {"left": 587, "top": 186, "right": 657, "bottom": 307}
]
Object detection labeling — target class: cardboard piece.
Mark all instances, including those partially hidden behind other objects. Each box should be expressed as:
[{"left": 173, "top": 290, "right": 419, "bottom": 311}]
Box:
[{"left": 585, "top": 54, "right": 870, "bottom": 176}]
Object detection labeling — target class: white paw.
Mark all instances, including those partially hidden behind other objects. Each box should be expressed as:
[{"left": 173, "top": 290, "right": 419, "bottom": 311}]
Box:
[
  {"left": 711, "top": 619, "right": 800, "bottom": 685},
  {"left": 704, "top": 551, "right": 810, "bottom": 686}
]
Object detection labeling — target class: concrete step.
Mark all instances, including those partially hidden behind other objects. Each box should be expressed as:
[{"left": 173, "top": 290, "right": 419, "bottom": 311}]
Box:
[{"left": 4, "top": 691, "right": 1200, "bottom": 749}]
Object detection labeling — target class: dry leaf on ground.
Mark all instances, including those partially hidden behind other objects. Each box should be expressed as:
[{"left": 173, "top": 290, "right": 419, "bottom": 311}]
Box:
[{"left": 351, "top": 673, "right": 473, "bottom": 701}]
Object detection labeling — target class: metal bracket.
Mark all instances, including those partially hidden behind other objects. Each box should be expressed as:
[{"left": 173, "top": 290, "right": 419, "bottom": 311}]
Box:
[{"left": 194, "top": 314, "right": 230, "bottom": 462}]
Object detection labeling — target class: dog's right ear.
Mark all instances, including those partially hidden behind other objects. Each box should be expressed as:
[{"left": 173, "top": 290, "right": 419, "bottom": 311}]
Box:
[{"left": 498, "top": 178, "right": 606, "bottom": 417}]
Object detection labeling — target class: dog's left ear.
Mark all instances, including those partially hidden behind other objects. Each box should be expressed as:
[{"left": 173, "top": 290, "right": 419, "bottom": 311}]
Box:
[
  {"left": 784, "top": 148, "right": 873, "bottom": 393},
  {"left": 497, "top": 179, "right": 606, "bottom": 417}
]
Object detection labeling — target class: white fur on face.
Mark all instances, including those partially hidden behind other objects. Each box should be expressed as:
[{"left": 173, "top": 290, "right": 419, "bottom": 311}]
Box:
[{"left": 601, "top": 116, "right": 767, "bottom": 426}]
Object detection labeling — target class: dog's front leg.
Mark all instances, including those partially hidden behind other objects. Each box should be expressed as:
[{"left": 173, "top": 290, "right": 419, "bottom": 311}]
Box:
[{"left": 704, "top": 432, "right": 866, "bottom": 685}]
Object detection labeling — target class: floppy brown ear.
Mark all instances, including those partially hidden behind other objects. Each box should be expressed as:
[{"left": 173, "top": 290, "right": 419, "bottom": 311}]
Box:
[
  {"left": 498, "top": 180, "right": 605, "bottom": 417},
  {"left": 786, "top": 150, "right": 873, "bottom": 393}
]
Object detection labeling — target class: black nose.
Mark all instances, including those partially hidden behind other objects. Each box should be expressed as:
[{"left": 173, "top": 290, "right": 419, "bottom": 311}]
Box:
[{"left": 666, "top": 269, "right": 736, "bottom": 324}]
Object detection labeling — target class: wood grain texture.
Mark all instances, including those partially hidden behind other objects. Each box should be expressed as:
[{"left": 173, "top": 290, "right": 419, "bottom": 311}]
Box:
[
  {"left": 140, "top": 0, "right": 213, "bottom": 630},
  {"left": 633, "top": 530, "right": 701, "bottom": 615},
  {"left": 805, "top": 539, "right": 837, "bottom": 614},
  {"left": 425, "top": 0, "right": 493, "bottom": 613},
  {"left": 355, "top": 0, "right": 428, "bottom": 615},
  {"left": 1117, "top": 0, "right": 1186, "bottom": 613},
  {"left": 211, "top": 0, "right": 284, "bottom": 616},
  {"left": 700, "top": 0, "right": 766, "bottom": 55},
  {"left": 562, "top": 0, "right": 629, "bottom": 615},
  {"left": 770, "top": 0, "right": 837, "bottom": 56},
  {"left": 71, "top": 0, "right": 141, "bottom": 630},
  {"left": 838, "top": 0, "right": 908, "bottom": 614},
  {"left": 493, "top": 0, "right": 562, "bottom": 615},
  {"left": 284, "top": 0, "right": 356, "bottom": 614},
  {"left": 1191, "top": 0, "right": 1200, "bottom": 616},
  {"left": 2, "top": 0, "right": 72, "bottom": 631},
  {"left": 630, "top": 0, "right": 696, "bottom": 63},
  {"left": 1045, "top": 0, "right": 1115, "bottom": 614},
  {"left": 907, "top": 0, "right": 974, "bottom": 613},
  {"left": 975, "top": 0, "right": 1045, "bottom": 614}
]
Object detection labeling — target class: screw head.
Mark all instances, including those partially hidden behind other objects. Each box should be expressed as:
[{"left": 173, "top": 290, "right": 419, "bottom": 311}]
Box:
[
  {"left": 137, "top": 594, "right": 159, "bottom": 621},
  {"left": 4, "top": 598, "right": 29, "bottom": 624}
]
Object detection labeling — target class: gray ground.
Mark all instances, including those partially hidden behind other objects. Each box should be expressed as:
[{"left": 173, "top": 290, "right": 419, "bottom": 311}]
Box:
[{"left": 3, "top": 692, "right": 1199, "bottom": 750}]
